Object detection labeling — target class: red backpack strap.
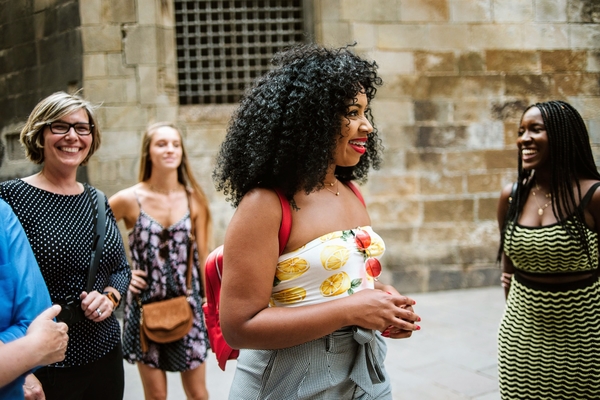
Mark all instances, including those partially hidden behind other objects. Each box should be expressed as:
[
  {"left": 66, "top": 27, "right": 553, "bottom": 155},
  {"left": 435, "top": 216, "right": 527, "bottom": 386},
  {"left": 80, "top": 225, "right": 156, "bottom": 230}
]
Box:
[
  {"left": 205, "top": 246, "right": 224, "bottom": 304},
  {"left": 345, "top": 181, "right": 366, "bottom": 207},
  {"left": 274, "top": 189, "right": 292, "bottom": 255}
]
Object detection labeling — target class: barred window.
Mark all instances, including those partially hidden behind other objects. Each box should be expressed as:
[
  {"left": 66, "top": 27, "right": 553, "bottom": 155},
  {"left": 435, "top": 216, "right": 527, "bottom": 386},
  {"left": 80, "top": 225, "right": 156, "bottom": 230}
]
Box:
[{"left": 175, "top": 0, "right": 310, "bottom": 105}]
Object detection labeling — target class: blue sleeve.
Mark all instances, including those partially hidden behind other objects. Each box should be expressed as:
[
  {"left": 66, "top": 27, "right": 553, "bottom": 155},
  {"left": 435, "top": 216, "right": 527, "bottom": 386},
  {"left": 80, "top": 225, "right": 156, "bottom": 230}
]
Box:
[{"left": 0, "top": 200, "right": 52, "bottom": 344}]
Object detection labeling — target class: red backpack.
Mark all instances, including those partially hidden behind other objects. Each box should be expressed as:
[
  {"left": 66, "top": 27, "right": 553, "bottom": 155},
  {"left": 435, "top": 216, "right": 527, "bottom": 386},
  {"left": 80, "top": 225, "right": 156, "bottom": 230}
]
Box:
[
  {"left": 202, "top": 189, "right": 292, "bottom": 370},
  {"left": 202, "top": 183, "right": 365, "bottom": 371}
]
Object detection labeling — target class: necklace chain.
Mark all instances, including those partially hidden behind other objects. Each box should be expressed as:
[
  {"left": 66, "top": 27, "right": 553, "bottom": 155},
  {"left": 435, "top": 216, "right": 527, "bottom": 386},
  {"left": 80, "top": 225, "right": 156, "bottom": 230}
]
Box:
[
  {"left": 324, "top": 179, "right": 339, "bottom": 196},
  {"left": 149, "top": 183, "right": 179, "bottom": 195},
  {"left": 535, "top": 182, "right": 552, "bottom": 198},
  {"left": 532, "top": 183, "right": 552, "bottom": 216}
]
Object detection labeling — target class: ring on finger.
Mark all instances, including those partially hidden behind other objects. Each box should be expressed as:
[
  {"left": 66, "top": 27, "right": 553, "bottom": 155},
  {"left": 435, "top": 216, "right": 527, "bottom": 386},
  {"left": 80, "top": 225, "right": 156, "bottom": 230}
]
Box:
[{"left": 96, "top": 308, "right": 102, "bottom": 317}]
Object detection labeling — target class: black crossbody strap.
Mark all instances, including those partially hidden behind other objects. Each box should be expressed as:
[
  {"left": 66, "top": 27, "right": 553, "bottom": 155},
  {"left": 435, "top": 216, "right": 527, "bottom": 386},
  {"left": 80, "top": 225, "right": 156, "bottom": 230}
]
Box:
[{"left": 85, "top": 186, "right": 107, "bottom": 293}]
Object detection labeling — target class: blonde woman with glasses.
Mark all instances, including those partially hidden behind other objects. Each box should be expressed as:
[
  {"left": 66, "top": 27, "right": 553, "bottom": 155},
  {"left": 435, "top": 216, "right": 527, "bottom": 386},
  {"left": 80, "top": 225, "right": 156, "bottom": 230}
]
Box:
[{"left": 0, "top": 91, "right": 131, "bottom": 400}]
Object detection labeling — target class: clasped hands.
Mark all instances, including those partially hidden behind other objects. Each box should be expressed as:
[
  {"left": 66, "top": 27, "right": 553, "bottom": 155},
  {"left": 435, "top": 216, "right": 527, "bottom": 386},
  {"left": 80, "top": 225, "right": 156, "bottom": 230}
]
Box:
[{"left": 353, "top": 286, "right": 421, "bottom": 339}]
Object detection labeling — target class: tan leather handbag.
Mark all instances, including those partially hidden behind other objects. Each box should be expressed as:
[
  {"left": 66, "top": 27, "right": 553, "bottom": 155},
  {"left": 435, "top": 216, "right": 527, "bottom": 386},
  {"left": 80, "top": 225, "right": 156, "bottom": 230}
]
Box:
[{"left": 139, "top": 191, "right": 196, "bottom": 352}]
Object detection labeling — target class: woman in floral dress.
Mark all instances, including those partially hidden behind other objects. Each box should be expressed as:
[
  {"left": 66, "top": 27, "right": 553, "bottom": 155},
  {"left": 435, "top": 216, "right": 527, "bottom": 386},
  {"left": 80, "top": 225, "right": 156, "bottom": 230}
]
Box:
[{"left": 110, "top": 122, "right": 212, "bottom": 400}]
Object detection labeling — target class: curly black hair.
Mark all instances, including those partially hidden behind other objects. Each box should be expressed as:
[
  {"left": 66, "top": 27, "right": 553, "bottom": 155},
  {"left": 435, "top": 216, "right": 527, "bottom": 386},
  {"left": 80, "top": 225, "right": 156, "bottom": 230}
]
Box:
[
  {"left": 498, "top": 100, "right": 600, "bottom": 263},
  {"left": 213, "top": 44, "right": 384, "bottom": 207}
]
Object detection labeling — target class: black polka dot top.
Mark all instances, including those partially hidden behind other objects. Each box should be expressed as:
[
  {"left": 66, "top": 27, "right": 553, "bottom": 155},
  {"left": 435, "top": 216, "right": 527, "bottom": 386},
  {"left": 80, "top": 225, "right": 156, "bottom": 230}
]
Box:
[{"left": 0, "top": 179, "right": 131, "bottom": 367}]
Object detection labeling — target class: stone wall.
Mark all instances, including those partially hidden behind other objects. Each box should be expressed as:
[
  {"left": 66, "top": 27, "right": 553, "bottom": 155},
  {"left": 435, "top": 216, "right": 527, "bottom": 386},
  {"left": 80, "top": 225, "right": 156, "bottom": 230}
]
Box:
[
  {"left": 1, "top": 0, "right": 599, "bottom": 292},
  {"left": 80, "top": 0, "right": 181, "bottom": 193},
  {"left": 0, "top": 0, "right": 83, "bottom": 179},
  {"left": 313, "top": 0, "right": 600, "bottom": 292}
]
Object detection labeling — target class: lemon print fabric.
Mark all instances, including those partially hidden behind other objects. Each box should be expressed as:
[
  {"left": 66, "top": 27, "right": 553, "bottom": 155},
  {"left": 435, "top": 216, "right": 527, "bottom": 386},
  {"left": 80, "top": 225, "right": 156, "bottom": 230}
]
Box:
[
  {"left": 320, "top": 272, "right": 362, "bottom": 297},
  {"left": 320, "top": 245, "right": 350, "bottom": 270},
  {"left": 275, "top": 257, "right": 309, "bottom": 284},
  {"left": 365, "top": 237, "right": 384, "bottom": 257},
  {"left": 320, "top": 272, "right": 350, "bottom": 296},
  {"left": 319, "top": 231, "right": 343, "bottom": 242},
  {"left": 272, "top": 287, "right": 307, "bottom": 305},
  {"left": 271, "top": 226, "right": 385, "bottom": 307}
]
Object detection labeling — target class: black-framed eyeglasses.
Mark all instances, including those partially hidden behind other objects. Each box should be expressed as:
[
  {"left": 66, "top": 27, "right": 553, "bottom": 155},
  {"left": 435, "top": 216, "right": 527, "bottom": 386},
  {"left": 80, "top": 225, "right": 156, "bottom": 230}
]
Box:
[{"left": 46, "top": 122, "right": 94, "bottom": 136}]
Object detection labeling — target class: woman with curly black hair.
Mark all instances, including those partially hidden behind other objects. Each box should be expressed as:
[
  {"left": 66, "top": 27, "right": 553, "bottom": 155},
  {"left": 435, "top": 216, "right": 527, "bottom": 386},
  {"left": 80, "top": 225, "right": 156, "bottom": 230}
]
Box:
[
  {"left": 213, "top": 44, "right": 420, "bottom": 399},
  {"left": 497, "top": 100, "right": 600, "bottom": 398}
]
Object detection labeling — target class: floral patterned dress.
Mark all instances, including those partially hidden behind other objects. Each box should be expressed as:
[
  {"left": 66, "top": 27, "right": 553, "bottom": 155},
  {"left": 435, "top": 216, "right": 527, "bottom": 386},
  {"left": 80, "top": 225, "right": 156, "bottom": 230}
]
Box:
[{"left": 122, "top": 199, "right": 208, "bottom": 371}]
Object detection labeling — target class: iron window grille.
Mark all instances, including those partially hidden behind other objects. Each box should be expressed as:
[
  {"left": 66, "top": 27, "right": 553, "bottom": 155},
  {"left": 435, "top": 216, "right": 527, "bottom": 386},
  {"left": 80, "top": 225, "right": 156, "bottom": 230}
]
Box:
[{"left": 175, "top": 0, "right": 311, "bottom": 105}]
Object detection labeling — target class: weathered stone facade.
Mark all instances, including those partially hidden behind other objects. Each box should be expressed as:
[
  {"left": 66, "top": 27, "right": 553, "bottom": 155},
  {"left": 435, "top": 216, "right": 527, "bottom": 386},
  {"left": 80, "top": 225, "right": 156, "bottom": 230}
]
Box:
[
  {"left": 0, "top": 0, "right": 84, "bottom": 179},
  {"left": 1, "top": 0, "right": 599, "bottom": 292}
]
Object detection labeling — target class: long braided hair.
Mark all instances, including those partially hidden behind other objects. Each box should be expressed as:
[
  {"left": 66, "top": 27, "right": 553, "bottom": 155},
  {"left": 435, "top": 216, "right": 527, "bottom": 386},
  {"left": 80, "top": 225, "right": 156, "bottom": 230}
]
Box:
[{"left": 498, "top": 100, "right": 600, "bottom": 263}]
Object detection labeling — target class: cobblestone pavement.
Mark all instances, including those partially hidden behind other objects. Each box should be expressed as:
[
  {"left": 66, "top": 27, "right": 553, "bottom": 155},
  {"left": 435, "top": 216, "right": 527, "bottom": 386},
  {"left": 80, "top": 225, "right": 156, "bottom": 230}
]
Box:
[{"left": 123, "top": 286, "right": 504, "bottom": 399}]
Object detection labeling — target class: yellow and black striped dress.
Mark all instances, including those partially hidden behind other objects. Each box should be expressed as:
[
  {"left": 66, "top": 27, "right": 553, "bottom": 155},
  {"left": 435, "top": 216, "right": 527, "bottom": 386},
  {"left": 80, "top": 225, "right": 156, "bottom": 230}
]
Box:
[{"left": 500, "top": 185, "right": 600, "bottom": 399}]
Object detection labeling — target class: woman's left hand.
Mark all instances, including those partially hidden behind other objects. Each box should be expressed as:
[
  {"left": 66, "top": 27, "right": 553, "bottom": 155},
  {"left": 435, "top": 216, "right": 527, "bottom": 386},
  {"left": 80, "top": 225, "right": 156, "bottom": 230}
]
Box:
[
  {"left": 80, "top": 291, "right": 113, "bottom": 322},
  {"left": 23, "top": 373, "right": 45, "bottom": 400},
  {"left": 377, "top": 283, "right": 419, "bottom": 339}
]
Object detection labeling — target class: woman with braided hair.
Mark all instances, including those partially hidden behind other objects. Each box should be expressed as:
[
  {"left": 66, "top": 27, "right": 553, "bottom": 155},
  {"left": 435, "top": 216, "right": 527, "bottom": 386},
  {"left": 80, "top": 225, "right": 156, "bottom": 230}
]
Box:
[{"left": 496, "top": 100, "right": 600, "bottom": 398}]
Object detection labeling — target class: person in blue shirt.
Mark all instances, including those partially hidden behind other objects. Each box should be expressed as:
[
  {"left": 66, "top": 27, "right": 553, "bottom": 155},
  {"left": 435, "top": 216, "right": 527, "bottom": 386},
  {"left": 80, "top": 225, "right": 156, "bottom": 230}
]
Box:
[{"left": 0, "top": 198, "right": 68, "bottom": 399}]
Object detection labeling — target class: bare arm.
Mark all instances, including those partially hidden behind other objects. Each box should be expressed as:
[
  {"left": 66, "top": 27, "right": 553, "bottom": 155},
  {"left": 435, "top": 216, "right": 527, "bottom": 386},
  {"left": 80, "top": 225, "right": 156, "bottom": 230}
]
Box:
[
  {"left": 109, "top": 186, "right": 150, "bottom": 296},
  {"left": 586, "top": 181, "right": 600, "bottom": 263},
  {"left": 220, "top": 189, "right": 419, "bottom": 350},
  {"left": 0, "top": 306, "right": 68, "bottom": 389},
  {"left": 191, "top": 194, "right": 210, "bottom": 299},
  {"left": 497, "top": 183, "right": 516, "bottom": 300},
  {"left": 108, "top": 188, "right": 138, "bottom": 230}
]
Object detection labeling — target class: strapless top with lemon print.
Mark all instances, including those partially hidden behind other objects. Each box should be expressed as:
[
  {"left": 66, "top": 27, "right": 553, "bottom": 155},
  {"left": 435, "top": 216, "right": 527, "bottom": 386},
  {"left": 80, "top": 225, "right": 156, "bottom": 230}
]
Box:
[{"left": 270, "top": 226, "right": 385, "bottom": 307}]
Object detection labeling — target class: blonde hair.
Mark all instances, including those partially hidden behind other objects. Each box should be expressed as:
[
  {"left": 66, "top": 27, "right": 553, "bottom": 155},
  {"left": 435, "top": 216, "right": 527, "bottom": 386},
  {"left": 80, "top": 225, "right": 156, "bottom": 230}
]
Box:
[
  {"left": 20, "top": 91, "right": 101, "bottom": 165},
  {"left": 139, "top": 122, "right": 213, "bottom": 248}
]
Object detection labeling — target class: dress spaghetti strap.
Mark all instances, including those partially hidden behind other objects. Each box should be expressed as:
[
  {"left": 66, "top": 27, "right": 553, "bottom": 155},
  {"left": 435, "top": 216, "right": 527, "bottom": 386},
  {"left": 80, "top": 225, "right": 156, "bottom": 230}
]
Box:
[{"left": 580, "top": 182, "right": 600, "bottom": 209}]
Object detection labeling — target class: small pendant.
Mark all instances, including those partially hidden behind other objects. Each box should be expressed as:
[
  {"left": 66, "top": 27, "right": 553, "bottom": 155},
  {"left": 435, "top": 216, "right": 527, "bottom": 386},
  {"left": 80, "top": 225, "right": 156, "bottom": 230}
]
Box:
[
  {"left": 335, "top": 192, "right": 339, "bottom": 196},
  {"left": 538, "top": 208, "right": 543, "bottom": 216}
]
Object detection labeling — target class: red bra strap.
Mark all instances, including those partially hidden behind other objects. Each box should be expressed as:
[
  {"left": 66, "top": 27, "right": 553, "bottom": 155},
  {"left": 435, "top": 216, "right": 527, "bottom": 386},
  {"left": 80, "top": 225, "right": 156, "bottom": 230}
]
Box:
[
  {"left": 274, "top": 183, "right": 364, "bottom": 254},
  {"left": 346, "top": 181, "right": 366, "bottom": 207},
  {"left": 274, "top": 189, "right": 292, "bottom": 255}
]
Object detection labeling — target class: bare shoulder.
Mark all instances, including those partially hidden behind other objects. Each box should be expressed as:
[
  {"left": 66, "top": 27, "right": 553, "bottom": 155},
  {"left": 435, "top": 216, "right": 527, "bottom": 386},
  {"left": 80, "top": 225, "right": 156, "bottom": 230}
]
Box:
[
  {"left": 108, "top": 184, "right": 142, "bottom": 224},
  {"left": 499, "top": 182, "right": 515, "bottom": 200},
  {"left": 109, "top": 185, "right": 139, "bottom": 207},
  {"left": 188, "top": 189, "right": 210, "bottom": 211},
  {"left": 579, "top": 179, "right": 600, "bottom": 231},
  {"left": 236, "top": 188, "right": 282, "bottom": 217},
  {"left": 496, "top": 182, "right": 516, "bottom": 225},
  {"left": 230, "top": 189, "right": 282, "bottom": 233},
  {"left": 582, "top": 179, "right": 600, "bottom": 204},
  {"left": 224, "top": 188, "right": 283, "bottom": 258},
  {"left": 580, "top": 179, "right": 600, "bottom": 192}
]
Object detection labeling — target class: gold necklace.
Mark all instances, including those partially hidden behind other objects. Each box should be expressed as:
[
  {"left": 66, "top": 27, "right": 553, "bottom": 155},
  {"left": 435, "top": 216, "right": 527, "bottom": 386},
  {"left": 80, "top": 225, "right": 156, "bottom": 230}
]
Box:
[
  {"left": 535, "top": 182, "right": 551, "bottom": 197},
  {"left": 149, "top": 183, "right": 179, "bottom": 195},
  {"left": 324, "top": 179, "right": 339, "bottom": 196},
  {"left": 532, "top": 184, "right": 552, "bottom": 216}
]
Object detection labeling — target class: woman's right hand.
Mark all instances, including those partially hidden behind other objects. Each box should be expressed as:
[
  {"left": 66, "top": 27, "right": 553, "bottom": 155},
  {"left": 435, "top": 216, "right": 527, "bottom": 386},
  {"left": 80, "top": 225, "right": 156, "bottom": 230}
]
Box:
[
  {"left": 27, "top": 305, "right": 69, "bottom": 365},
  {"left": 349, "top": 289, "right": 420, "bottom": 335},
  {"left": 501, "top": 272, "right": 513, "bottom": 289},
  {"left": 129, "top": 269, "right": 148, "bottom": 294}
]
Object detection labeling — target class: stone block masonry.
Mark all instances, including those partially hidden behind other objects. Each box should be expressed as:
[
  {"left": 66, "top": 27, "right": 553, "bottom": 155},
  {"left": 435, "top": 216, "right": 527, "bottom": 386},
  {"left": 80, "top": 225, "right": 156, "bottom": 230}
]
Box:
[
  {"left": 0, "top": 0, "right": 83, "bottom": 178},
  {"left": 0, "top": 0, "right": 598, "bottom": 292},
  {"left": 336, "top": 0, "right": 600, "bottom": 292}
]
